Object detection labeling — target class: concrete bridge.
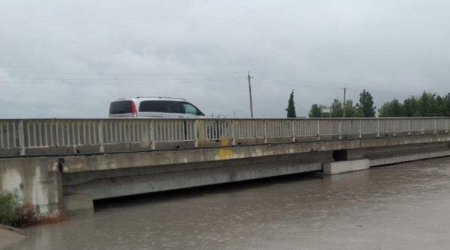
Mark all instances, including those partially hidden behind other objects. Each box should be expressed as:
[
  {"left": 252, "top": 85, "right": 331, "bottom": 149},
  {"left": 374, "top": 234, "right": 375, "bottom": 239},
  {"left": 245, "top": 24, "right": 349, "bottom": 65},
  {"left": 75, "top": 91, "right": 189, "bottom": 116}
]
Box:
[{"left": 0, "top": 118, "right": 449, "bottom": 215}]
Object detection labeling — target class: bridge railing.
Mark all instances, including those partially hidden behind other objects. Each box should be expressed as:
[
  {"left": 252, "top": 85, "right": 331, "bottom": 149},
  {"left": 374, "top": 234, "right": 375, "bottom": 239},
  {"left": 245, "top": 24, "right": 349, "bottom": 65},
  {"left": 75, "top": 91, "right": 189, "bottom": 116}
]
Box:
[{"left": 0, "top": 118, "right": 448, "bottom": 157}]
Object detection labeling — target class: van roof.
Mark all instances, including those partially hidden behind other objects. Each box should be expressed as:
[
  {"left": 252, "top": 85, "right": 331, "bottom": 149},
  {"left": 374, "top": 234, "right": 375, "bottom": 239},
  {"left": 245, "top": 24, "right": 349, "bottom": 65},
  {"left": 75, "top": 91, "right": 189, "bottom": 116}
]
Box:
[{"left": 114, "top": 97, "right": 187, "bottom": 102}]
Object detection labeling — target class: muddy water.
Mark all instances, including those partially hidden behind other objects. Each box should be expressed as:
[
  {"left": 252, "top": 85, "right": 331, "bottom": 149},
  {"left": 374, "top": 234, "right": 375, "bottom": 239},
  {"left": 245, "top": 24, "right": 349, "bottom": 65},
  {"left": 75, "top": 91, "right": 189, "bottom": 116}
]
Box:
[{"left": 8, "top": 157, "right": 450, "bottom": 250}]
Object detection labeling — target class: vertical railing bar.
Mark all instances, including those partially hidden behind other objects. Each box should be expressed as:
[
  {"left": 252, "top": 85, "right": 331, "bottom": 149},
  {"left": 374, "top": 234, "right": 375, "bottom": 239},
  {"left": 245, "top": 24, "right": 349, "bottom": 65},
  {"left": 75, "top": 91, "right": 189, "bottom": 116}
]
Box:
[
  {"left": 19, "top": 120, "right": 25, "bottom": 155},
  {"left": 49, "top": 121, "right": 53, "bottom": 147},
  {"left": 6, "top": 123, "right": 11, "bottom": 148},
  {"left": 316, "top": 119, "right": 320, "bottom": 140},
  {"left": 44, "top": 121, "right": 48, "bottom": 147},
  {"left": 98, "top": 120, "right": 104, "bottom": 153},
  {"left": 56, "top": 122, "right": 60, "bottom": 146},
  {"left": 231, "top": 120, "right": 236, "bottom": 146},
  {"left": 408, "top": 119, "right": 412, "bottom": 136},
  {"left": 75, "top": 122, "right": 80, "bottom": 145},
  {"left": 291, "top": 120, "right": 295, "bottom": 142},
  {"left": 37, "top": 122, "right": 42, "bottom": 147},
  {"left": 12, "top": 122, "right": 17, "bottom": 148},
  {"left": 150, "top": 120, "right": 155, "bottom": 149},
  {"left": 446, "top": 119, "right": 449, "bottom": 134},
  {"left": 83, "top": 121, "right": 87, "bottom": 145},
  {"left": 194, "top": 120, "right": 199, "bottom": 147},
  {"left": 377, "top": 119, "right": 380, "bottom": 137},
  {"left": 421, "top": 119, "right": 425, "bottom": 135},
  {"left": 32, "top": 122, "right": 37, "bottom": 147},
  {"left": 393, "top": 119, "right": 397, "bottom": 136},
  {"left": 71, "top": 121, "right": 76, "bottom": 146},
  {"left": 434, "top": 118, "right": 437, "bottom": 134},
  {"left": 0, "top": 123, "right": 4, "bottom": 148},
  {"left": 359, "top": 119, "right": 362, "bottom": 139}
]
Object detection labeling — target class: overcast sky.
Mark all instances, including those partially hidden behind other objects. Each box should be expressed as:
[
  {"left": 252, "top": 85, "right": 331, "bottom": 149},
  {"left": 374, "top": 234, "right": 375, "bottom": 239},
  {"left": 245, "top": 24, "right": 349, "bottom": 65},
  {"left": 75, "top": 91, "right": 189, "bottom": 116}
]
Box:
[{"left": 0, "top": 0, "right": 449, "bottom": 118}]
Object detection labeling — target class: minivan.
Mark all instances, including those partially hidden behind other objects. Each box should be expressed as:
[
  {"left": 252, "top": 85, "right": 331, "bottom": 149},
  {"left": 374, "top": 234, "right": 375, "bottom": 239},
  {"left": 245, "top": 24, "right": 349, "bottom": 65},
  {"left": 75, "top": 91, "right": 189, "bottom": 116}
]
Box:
[{"left": 109, "top": 97, "right": 205, "bottom": 118}]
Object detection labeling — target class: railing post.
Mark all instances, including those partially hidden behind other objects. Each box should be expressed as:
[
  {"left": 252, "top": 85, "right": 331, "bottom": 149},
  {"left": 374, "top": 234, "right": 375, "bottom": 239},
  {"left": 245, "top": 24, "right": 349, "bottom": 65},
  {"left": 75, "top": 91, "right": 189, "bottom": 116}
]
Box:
[
  {"left": 291, "top": 120, "right": 295, "bottom": 143},
  {"left": 359, "top": 119, "right": 362, "bottom": 139},
  {"left": 446, "top": 119, "right": 449, "bottom": 134},
  {"left": 421, "top": 119, "right": 424, "bottom": 135},
  {"left": 434, "top": 119, "right": 437, "bottom": 134},
  {"left": 231, "top": 120, "right": 236, "bottom": 146},
  {"left": 377, "top": 119, "right": 380, "bottom": 138},
  {"left": 150, "top": 120, "right": 155, "bottom": 150},
  {"left": 408, "top": 119, "right": 411, "bottom": 136},
  {"left": 18, "top": 120, "right": 26, "bottom": 156},
  {"left": 316, "top": 120, "right": 320, "bottom": 140},
  {"left": 264, "top": 120, "right": 268, "bottom": 144},
  {"left": 393, "top": 119, "right": 396, "bottom": 137},
  {"left": 193, "top": 120, "right": 199, "bottom": 148},
  {"left": 338, "top": 119, "right": 342, "bottom": 140},
  {"left": 98, "top": 120, "right": 104, "bottom": 153}
]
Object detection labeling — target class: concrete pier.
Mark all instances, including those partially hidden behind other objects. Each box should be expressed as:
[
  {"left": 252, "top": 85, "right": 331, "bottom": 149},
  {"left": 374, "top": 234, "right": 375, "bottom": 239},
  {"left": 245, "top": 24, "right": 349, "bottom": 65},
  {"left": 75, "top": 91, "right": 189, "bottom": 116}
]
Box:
[{"left": 323, "top": 159, "right": 370, "bottom": 174}]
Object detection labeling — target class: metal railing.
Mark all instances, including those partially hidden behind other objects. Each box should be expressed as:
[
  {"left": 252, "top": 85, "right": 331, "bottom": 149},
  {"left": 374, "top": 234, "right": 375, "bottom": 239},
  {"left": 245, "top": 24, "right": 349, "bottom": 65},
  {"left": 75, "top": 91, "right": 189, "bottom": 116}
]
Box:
[{"left": 0, "top": 118, "right": 449, "bottom": 157}]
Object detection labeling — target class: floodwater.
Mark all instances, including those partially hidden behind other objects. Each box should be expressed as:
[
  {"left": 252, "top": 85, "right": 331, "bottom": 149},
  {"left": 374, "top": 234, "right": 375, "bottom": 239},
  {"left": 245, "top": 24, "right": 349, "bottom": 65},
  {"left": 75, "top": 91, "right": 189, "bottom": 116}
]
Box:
[{"left": 7, "top": 157, "right": 450, "bottom": 250}]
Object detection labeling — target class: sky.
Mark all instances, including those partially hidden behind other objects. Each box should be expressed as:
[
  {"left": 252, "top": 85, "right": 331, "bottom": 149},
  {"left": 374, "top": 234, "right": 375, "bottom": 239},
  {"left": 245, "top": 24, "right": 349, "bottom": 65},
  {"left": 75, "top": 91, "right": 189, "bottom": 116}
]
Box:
[{"left": 0, "top": 0, "right": 449, "bottom": 118}]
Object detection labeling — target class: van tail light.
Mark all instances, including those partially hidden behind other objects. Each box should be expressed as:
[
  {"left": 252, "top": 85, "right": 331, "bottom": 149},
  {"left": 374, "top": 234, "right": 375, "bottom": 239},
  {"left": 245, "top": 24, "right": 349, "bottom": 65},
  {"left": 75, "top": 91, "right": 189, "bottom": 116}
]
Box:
[{"left": 131, "top": 101, "right": 138, "bottom": 117}]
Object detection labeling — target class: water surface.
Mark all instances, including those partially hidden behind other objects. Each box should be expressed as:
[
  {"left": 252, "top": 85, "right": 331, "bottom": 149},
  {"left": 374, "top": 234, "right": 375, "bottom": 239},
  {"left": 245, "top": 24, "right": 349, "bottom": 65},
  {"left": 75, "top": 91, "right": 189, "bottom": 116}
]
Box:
[{"left": 8, "top": 157, "right": 450, "bottom": 250}]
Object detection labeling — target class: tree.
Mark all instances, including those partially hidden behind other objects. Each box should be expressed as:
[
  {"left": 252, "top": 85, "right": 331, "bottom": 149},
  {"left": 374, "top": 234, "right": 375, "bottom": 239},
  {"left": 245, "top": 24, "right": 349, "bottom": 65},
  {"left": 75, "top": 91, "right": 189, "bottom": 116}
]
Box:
[
  {"left": 309, "top": 104, "right": 322, "bottom": 117},
  {"left": 330, "top": 99, "right": 343, "bottom": 117},
  {"left": 402, "top": 97, "right": 418, "bottom": 117},
  {"left": 418, "top": 92, "right": 437, "bottom": 116},
  {"left": 344, "top": 100, "right": 361, "bottom": 117},
  {"left": 379, "top": 99, "right": 402, "bottom": 117},
  {"left": 286, "top": 90, "right": 296, "bottom": 118},
  {"left": 445, "top": 93, "right": 450, "bottom": 116},
  {"left": 358, "top": 89, "right": 376, "bottom": 117}
]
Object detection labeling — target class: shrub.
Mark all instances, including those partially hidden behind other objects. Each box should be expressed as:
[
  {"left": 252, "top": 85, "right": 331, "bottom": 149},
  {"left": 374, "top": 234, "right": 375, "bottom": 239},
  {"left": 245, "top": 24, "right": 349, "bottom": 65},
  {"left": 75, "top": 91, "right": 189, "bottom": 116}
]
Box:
[
  {"left": 0, "top": 192, "right": 20, "bottom": 226},
  {"left": 0, "top": 192, "right": 67, "bottom": 227}
]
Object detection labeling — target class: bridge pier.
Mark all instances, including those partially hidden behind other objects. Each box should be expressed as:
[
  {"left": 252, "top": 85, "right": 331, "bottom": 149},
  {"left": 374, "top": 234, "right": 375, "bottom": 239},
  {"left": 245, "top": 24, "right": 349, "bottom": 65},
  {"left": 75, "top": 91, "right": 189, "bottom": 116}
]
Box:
[
  {"left": 0, "top": 157, "right": 63, "bottom": 215},
  {"left": 323, "top": 159, "right": 370, "bottom": 174}
]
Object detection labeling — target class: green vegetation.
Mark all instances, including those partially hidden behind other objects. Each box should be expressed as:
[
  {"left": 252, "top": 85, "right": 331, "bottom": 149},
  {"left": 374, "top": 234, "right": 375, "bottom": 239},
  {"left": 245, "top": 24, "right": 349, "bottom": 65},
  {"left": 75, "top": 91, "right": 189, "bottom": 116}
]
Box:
[
  {"left": 0, "top": 192, "right": 20, "bottom": 226},
  {"left": 0, "top": 192, "right": 40, "bottom": 227},
  {"left": 309, "top": 89, "right": 375, "bottom": 117},
  {"left": 286, "top": 90, "right": 296, "bottom": 118},
  {"left": 379, "top": 92, "right": 450, "bottom": 117},
  {"left": 359, "top": 89, "right": 376, "bottom": 117},
  {"left": 308, "top": 104, "right": 322, "bottom": 117},
  {"left": 308, "top": 90, "right": 449, "bottom": 118}
]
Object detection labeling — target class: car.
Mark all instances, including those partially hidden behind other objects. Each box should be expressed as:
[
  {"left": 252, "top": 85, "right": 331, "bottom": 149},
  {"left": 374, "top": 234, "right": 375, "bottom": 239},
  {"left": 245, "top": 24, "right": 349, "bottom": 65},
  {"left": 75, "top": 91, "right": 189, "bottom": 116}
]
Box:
[{"left": 109, "top": 97, "right": 205, "bottom": 118}]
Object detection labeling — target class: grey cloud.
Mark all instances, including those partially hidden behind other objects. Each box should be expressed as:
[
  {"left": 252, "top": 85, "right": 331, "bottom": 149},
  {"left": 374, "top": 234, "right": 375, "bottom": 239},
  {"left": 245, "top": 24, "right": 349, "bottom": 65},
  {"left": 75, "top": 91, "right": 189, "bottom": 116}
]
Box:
[{"left": 0, "top": 0, "right": 449, "bottom": 118}]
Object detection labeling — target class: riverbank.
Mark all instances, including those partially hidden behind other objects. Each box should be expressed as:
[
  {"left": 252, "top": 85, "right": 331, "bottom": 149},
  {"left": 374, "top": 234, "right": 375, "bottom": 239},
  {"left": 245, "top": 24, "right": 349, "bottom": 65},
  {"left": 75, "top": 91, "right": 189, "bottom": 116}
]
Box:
[{"left": 0, "top": 225, "right": 27, "bottom": 249}]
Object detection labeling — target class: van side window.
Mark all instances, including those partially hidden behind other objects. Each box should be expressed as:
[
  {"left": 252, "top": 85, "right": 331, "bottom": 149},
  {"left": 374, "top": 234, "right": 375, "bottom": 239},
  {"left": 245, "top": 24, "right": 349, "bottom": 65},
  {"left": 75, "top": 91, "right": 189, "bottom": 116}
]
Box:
[
  {"left": 139, "top": 101, "right": 181, "bottom": 113},
  {"left": 110, "top": 101, "right": 132, "bottom": 114},
  {"left": 183, "top": 103, "right": 199, "bottom": 115}
]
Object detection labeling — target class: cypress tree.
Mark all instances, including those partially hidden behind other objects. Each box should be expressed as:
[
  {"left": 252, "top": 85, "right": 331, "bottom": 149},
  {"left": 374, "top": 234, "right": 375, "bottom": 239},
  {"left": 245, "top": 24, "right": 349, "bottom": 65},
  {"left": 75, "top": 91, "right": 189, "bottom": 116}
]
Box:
[{"left": 286, "top": 90, "right": 296, "bottom": 118}]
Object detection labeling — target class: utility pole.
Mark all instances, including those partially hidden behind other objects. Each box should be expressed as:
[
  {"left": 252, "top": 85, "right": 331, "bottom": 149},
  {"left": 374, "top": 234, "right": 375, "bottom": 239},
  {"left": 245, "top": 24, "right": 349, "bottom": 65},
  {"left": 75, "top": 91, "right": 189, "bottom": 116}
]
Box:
[
  {"left": 248, "top": 72, "right": 254, "bottom": 118},
  {"left": 342, "top": 87, "right": 347, "bottom": 117}
]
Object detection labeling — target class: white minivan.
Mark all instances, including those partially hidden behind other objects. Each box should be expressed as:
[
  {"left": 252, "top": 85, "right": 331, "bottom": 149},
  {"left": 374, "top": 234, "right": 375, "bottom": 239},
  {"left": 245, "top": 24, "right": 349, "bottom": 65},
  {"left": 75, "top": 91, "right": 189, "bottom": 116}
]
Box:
[{"left": 109, "top": 97, "right": 205, "bottom": 118}]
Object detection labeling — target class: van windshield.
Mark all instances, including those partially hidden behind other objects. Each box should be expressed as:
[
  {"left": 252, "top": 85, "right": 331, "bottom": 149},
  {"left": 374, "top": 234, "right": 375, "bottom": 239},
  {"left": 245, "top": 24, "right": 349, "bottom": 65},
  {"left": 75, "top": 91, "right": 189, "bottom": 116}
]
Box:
[
  {"left": 109, "top": 101, "right": 133, "bottom": 114},
  {"left": 139, "top": 101, "right": 181, "bottom": 113}
]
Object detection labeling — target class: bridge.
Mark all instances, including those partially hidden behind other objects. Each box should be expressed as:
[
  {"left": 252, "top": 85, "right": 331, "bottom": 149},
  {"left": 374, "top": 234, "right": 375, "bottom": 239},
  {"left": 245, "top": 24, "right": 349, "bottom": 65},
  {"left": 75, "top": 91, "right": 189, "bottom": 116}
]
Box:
[{"left": 1, "top": 118, "right": 450, "bottom": 215}]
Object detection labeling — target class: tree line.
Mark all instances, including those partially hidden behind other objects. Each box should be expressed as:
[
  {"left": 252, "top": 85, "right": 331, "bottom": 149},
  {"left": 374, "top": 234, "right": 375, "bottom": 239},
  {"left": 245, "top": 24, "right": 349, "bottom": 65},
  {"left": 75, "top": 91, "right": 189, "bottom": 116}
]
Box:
[
  {"left": 378, "top": 92, "right": 450, "bottom": 117},
  {"left": 307, "top": 89, "right": 376, "bottom": 117},
  {"left": 299, "top": 90, "right": 450, "bottom": 118}
]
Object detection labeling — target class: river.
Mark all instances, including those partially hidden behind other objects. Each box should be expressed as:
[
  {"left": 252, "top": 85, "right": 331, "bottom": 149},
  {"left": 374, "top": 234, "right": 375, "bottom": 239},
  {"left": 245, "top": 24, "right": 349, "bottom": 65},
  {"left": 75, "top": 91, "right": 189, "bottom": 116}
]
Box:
[{"left": 7, "top": 157, "right": 450, "bottom": 250}]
